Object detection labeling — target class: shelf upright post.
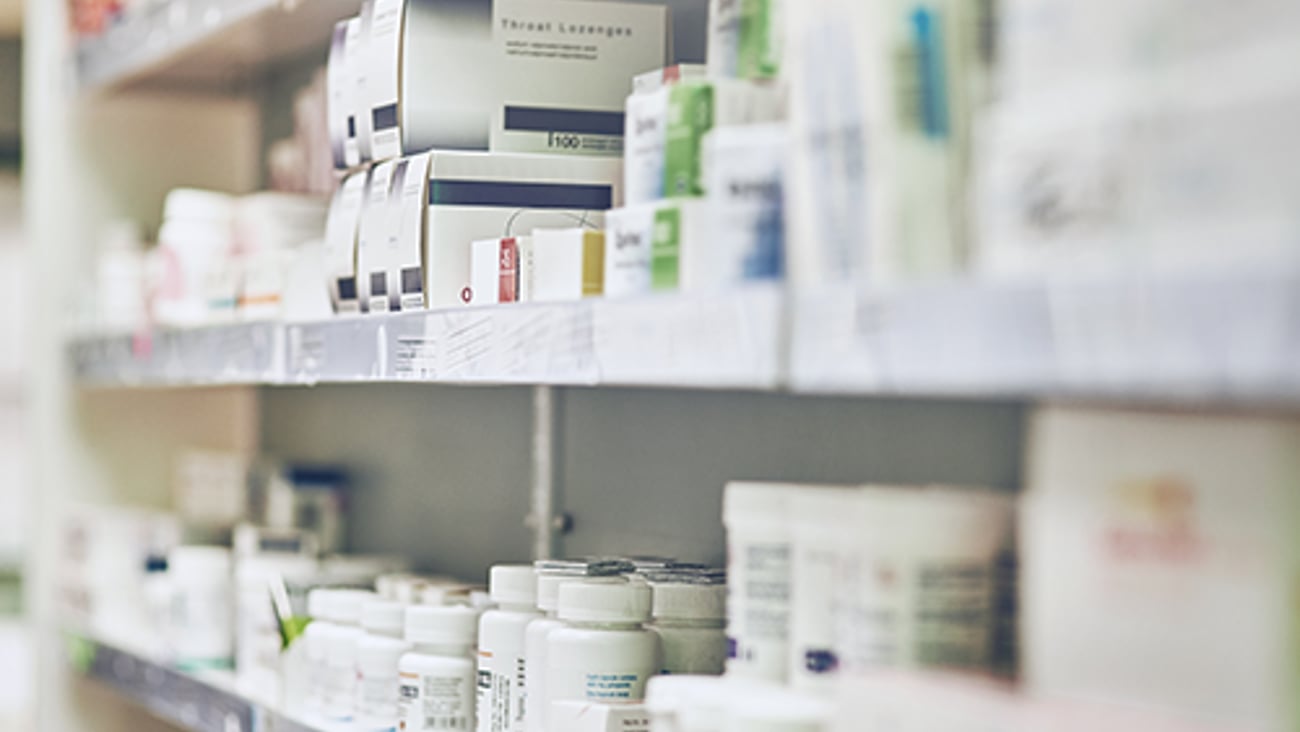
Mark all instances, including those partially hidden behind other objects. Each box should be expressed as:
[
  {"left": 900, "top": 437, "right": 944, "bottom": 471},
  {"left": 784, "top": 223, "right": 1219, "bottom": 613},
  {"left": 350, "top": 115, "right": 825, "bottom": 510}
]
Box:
[{"left": 528, "top": 385, "right": 565, "bottom": 560}]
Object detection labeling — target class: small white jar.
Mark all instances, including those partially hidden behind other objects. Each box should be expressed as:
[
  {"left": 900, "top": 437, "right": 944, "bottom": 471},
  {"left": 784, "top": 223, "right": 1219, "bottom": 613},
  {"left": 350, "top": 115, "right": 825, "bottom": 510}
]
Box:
[
  {"left": 477, "top": 565, "right": 541, "bottom": 732},
  {"left": 169, "top": 546, "right": 234, "bottom": 670},
  {"left": 545, "top": 580, "right": 659, "bottom": 716},
  {"left": 399, "top": 605, "right": 480, "bottom": 732},
  {"left": 323, "top": 589, "right": 377, "bottom": 722},
  {"left": 649, "top": 581, "right": 727, "bottom": 675},
  {"left": 356, "top": 599, "right": 414, "bottom": 732}
]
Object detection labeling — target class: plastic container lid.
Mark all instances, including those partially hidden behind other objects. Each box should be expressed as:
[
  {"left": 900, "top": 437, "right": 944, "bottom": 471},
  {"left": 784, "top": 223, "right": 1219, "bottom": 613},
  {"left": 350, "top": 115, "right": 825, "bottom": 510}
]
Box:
[
  {"left": 405, "top": 606, "right": 479, "bottom": 646},
  {"left": 537, "top": 575, "right": 627, "bottom": 613},
  {"left": 169, "top": 546, "right": 232, "bottom": 577},
  {"left": 489, "top": 564, "right": 538, "bottom": 606},
  {"left": 558, "top": 579, "right": 652, "bottom": 624},
  {"left": 723, "top": 482, "right": 796, "bottom": 525},
  {"left": 330, "top": 589, "right": 378, "bottom": 625},
  {"left": 307, "top": 588, "right": 333, "bottom": 619},
  {"left": 163, "top": 188, "right": 236, "bottom": 224},
  {"left": 361, "top": 599, "right": 406, "bottom": 636},
  {"left": 651, "top": 582, "right": 726, "bottom": 621}
]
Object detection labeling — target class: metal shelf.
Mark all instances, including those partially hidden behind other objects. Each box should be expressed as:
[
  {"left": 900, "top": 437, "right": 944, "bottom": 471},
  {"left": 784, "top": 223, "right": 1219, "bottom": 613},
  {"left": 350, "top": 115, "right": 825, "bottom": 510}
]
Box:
[
  {"left": 71, "top": 286, "right": 786, "bottom": 390},
  {"left": 77, "top": 0, "right": 358, "bottom": 93},
  {"left": 70, "top": 268, "right": 1300, "bottom": 403},
  {"left": 72, "top": 637, "right": 322, "bottom": 732}
]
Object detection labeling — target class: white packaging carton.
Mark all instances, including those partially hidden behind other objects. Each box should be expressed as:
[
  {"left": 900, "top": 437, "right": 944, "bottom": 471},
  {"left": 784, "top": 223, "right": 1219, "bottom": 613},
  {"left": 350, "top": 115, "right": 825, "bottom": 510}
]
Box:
[
  {"left": 423, "top": 151, "right": 617, "bottom": 307},
  {"left": 707, "top": 0, "right": 742, "bottom": 79},
  {"left": 649, "top": 198, "right": 710, "bottom": 292},
  {"left": 488, "top": 0, "right": 671, "bottom": 157},
  {"left": 703, "top": 122, "right": 786, "bottom": 284},
  {"left": 632, "top": 64, "right": 708, "bottom": 95},
  {"left": 468, "top": 236, "right": 522, "bottom": 305},
  {"left": 390, "top": 151, "right": 433, "bottom": 311},
  {"left": 1023, "top": 406, "right": 1300, "bottom": 729},
  {"left": 326, "top": 18, "right": 357, "bottom": 170},
  {"left": 324, "top": 170, "right": 371, "bottom": 314},
  {"left": 529, "top": 228, "right": 605, "bottom": 302},
  {"left": 355, "top": 0, "right": 377, "bottom": 162},
  {"left": 357, "top": 160, "right": 399, "bottom": 313},
  {"left": 623, "top": 86, "right": 671, "bottom": 206},
  {"left": 603, "top": 204, "right": 657, "bottom": 298}
]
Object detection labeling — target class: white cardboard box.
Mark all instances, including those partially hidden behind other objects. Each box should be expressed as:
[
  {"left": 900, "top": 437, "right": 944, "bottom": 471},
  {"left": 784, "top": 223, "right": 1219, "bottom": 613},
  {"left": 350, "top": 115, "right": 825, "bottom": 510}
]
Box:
[
  {"left": 391, "top": 152, "right": 433, "bottom": 311},
  {"left": 603, "top": 203, "right": 657, "bottom": 298},
  {"left": 468, "top": 236, "right": 522, "bottom": 305},
  {"left": 1024, "top": 406, "right": 1300, "bottom": 729},
  {"left": 703, "top": 122, "right": 786, "bottom": 284},
  {"left": 423, "top": 151, "right": 617, "bottom": 307},
  {"left": 357, "top": 160, "right": 398, "bottom": 312},
  {"left": 488, "top": 0, "right": 672, "bottom": 157},
  {"left": 323, "top": 169, "right": 370, "bottom": 313},
  {"left": 529, "top": 227, "right": 605, "bottom": 302}
]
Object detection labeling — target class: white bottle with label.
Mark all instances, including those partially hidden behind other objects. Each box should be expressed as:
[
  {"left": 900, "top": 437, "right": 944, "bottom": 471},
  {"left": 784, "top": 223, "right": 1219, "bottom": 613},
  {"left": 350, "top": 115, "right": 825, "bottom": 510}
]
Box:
[
  {"left": 324, "top": 589, "right": 377, "bottom": 722},
  {"left": 357, "top": 599, "right": 414, "bottom": 732},
  {"left": 648, "top": 582, "right": 727, "bottom": 676},
  {"left": 722, "top": 482, "right": 794, "bottom": 682},
  {"left": 545, "top": 580, "right": 660, "bottom": 713},
  {"left": 477, "top": 565, "right": 541, "bottom": 732},
  {"left": 169, "top": 546, "right": 235, "bottom": 670},
  {"left": 399, "top": 605, "right": 479, "bottom": 732},
  {"left": 303, "top": 589, "right": 337, "bottom": 720}
]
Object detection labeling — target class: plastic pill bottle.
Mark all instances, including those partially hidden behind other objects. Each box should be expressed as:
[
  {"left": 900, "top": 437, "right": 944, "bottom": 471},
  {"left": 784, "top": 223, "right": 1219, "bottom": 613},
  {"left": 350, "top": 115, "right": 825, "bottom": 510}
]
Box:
[
  {"left": 303, "top": 589, "right": 338, "bottom": 719},
  {"left": 357, "top": 599, "right": 414, "bottom": 732},
  {"left": 477, "top": 564, "right": 541, "bottom": 732},
  {"left": 722, "top": 482, "right": 794, "bottom": 682},
  {"left": 545, "top": 580, "right": 659, "bottom": 715},
  {"left": 649, "top": 581, "right": 727, "bottom": 675},
  {"left": 169, "top": 546, "right": 235, "bottom": 671},
  {"left": 399, "top": 605, "right": 480, "bottom": 732},
  {"left": 323, "top": 589, "right": 377, "bottom": 722}
]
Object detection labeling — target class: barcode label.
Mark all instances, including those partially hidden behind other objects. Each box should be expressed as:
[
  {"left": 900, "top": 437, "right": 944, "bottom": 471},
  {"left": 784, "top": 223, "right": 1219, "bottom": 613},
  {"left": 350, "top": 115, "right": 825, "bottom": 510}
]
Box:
[{"left": 424, "top": 716, "right": 469, "bottom": 730}]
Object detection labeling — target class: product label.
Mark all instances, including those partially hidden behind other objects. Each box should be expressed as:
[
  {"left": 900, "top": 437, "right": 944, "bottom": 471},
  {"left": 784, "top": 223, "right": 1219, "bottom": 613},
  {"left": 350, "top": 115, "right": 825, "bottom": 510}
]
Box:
[
  {"left": 360, "top": 161, "right": 398, "bottom": 313},
  {"left": 359, "top": 669, "right": 402, "bottom": 725},
  {"left": 726, "top": 538, "right": 790, "bottom": 679},
  {"left": 581, "top": 231, "right": 605, "bottom": 296},
  {"left": 395, "top": 152, "right": 431, "bottom": 310},
  {"left": 402, "top": 670, "right": 474, "bottom": 731},
  {"left": 623, "top": 88, "right": 669, "bottom": 206},
  {"left": 476, "top": 652, "right": 523, "bottom": 732},
  {"left": 738, "top": 0, "right": 782, "bottom": 78},
  {"left": 603, "top": 207, "right": 655, "bottom": 297},
  {"left": 707, "top": 128, "right": 786, "bottom": 284},
  {"left": 582, "top": 671, "right": 649, "bottom": 701},
  {"left": 368, "top": 0, "right": 404, "bottom": 161}
]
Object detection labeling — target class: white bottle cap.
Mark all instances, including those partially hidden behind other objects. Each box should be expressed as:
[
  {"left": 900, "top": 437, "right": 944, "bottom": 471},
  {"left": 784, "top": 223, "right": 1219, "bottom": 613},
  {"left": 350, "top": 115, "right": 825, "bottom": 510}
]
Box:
[
  {"left": 723, "top": 482, "right": 795, "bottom": 524},
  {"left": 558, "top": 579, "right": 651, "bottom": 624},
  {"left": 405, "top": 605, "right": 479, "bottom": 646},
  {"left": 537, "top": 575, "right": 627, "bottom": 613},
  {"left": 307, "top": 588, "right": 332, "bottom": 619},
  {"left": 651, "top": 582, "right": 726, "bottom": 621},
  {"left": 169, "top": 546, "right": 232, "bottom": 576},
  {"left": 163, "top": 188, "right": 235, "bottom": 225},
  {"left": 361, "top": 599, "right": 406, "bottom": 636},
  {"left": 489, "top": 564, "right": 538, "bottom": 606},
  {"left": 331, "top": 589, "right": 378, "bottom": 625}
]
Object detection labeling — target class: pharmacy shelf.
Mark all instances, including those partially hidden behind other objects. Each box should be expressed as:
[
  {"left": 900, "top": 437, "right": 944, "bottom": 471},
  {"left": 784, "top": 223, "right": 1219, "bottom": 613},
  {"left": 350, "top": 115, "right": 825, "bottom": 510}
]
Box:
[
  {"left": 77, "top": 0, "right": 358, "bottom": 93},
  {"left": 789, "top": 265, "right": 1300, "bottom": 404},
  {"left": 70, "top": 286, "right": 786, "bottom": 390},
  {"left": 72, "top": 636, "right": 321, "bottom": 732}
]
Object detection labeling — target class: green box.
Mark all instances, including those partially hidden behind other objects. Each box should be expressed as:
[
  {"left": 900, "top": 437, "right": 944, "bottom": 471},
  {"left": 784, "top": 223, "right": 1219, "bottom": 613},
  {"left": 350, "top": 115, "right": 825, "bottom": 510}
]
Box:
[
  {"left": 651, "top": 203, "right": 683, "bottom": 291},
  {"left": 738, "top": 0, "right": 781, "bottom": 79},
  {"left": 663, "top": 82, "right": 715, "bottom": 198}
]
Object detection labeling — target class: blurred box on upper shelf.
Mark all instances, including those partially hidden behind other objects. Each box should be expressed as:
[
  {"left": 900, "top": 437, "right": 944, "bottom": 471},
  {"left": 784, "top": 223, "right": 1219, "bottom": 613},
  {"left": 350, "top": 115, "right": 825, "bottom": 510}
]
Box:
[
  {"left": 1023, "top": 406, "right": 1300, "bottom": 729},
  {"left": 331, "top": 0, "right": 671, "bottom": 169},
  {"left": 784, "top": 0, "right": 991, "bottom": 289},
  {"left": 468, "top": 236, "right": 523, "bottom": 305},
  {"left": 528, "top": 228, "right": 605, "bottom": 301},
  {"left": 975, "top": 39, "right": 1300, "bottom": 279}
]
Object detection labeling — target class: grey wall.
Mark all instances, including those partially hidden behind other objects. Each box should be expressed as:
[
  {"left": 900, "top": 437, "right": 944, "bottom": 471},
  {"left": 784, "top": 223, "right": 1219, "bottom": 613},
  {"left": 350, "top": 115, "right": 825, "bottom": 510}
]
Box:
[
  {"left": 261, "top": 384, "right": 1026, "bottom": 580},
  {"left": 0, "top": 38, "right": 20, "bottom": 161}
]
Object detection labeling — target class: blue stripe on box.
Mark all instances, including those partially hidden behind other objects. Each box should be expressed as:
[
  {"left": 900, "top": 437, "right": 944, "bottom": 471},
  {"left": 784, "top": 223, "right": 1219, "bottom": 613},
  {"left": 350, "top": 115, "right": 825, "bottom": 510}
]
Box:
[
  {"left": 428, "top": 179, "right": 612, "bottom": 210},
  {"left": 504, "top": 106, "right": 625, "bottom": 136}
]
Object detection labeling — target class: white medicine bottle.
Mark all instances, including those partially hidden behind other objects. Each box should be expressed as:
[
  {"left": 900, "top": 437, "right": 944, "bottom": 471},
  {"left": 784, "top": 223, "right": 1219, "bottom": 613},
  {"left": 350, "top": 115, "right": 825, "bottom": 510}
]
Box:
[
  {"left": 357, "top": 599, "right": 414, "bottom": 732},
  {"left": 649, "top": 581, "right": 727, "bottom": 675},
  {"left": 302, "top": 589, "right": 338, "bottom": 719},
  {"left": 323, "top": 589, "right": 377, "bottom": 722},
  {"left": 399, "top": 605, "right": 480, "bottom": 732},
  {"left": 477, "top": 564, "right": 541, "bottom": 732},
  {"left": 545, "top": 580, "right": 660, "bottom": 714}
]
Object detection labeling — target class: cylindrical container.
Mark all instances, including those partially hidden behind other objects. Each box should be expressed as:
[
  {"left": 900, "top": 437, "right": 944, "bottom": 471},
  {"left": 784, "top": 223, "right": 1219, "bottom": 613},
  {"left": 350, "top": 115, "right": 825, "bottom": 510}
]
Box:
[
  {"left": 303, "top": 589, "right": 337, "bottom": 719},
  {"left": 649, "top": 581, "right": 727, "bottom": 675},
  {"left": 477, "top": 564, "right": 541, "bottom": 732},
  {"left": 722, "top": 689, "right": 830, "bottom": 732},
  {"left": 788, "top": 485, "right": 861, "bottom": 693},
  {"left": 235, "top": 553, "right": 318, "bottom": 704},
  {"left": 154, "top": 188, "right": 235, "bottom": 328},
  {"left": 722, "top": 482, "right": 794, "bottom": 682},
  {"left": 323, "top": 589, "right": 377, "bottom": 721},
  {"left": 524, "top": 573, "right": 629, "bottom": 732},
  {"left": 399, "top": 606, "right": 479, "bottom": 732},
  {"left": 356, "top": 599, "right": 414, "bottom": 732},
  {"left": 545, "top": 580, "right": 659, "bottom": 717},
  {"left": 169, "top": 546, "right": 234, "bottom": 670}
]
